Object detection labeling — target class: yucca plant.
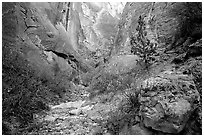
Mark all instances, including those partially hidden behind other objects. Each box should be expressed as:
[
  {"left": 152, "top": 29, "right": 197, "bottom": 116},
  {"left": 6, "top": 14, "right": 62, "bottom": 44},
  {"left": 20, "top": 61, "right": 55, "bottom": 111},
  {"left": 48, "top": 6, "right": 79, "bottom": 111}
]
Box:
[
  {"left": 121, "top": 91, "right": 140, "bottom": 115},
  {"left": 105, "top": 91, "right": 141, "bottom": 135}
]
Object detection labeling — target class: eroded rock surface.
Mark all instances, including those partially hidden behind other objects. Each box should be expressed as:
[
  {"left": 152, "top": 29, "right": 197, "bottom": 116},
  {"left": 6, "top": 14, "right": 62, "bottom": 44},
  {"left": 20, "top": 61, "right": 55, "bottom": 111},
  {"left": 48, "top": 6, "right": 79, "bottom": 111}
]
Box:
[
  {"left": 113, "top": 2, "right": 202, "bottom": 55},
  {"left": 139, "top": 70, "right": 200, "bottom": 133}
]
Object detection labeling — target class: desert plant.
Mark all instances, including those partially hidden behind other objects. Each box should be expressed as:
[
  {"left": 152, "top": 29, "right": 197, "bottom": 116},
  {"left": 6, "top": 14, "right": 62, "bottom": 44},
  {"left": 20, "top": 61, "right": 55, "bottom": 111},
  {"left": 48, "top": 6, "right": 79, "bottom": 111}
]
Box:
[
  {"left": 105, "top": 90, "right": 141, "bottom": 134},
  {"left": 120, "top": 91, "right": 140, "bottom": 115}
]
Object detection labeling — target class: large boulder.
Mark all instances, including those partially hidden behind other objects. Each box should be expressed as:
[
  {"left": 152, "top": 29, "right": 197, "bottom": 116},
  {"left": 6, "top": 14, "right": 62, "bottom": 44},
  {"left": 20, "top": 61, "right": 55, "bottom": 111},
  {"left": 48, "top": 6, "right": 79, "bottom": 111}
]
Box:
[
  {"left": 139, "top": 70, "right": 200, "bottom": 133},
  {"left": 105, "top": 55, "right": 140, "bottom": 75}
]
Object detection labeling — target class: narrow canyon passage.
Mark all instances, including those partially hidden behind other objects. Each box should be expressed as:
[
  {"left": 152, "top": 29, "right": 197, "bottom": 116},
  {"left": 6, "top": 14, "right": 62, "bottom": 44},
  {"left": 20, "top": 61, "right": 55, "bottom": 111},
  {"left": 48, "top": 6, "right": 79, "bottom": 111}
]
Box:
[{"left": 2, "top": 2, "right": 202, "bottom": 135}]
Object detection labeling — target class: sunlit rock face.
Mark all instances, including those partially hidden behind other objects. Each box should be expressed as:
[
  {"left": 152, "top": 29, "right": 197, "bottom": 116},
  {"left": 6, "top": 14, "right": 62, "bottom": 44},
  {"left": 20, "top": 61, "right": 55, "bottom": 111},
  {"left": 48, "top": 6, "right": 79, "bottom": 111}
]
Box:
[{"left": 78, "top": 2, "right": 125, "bottom": 53}]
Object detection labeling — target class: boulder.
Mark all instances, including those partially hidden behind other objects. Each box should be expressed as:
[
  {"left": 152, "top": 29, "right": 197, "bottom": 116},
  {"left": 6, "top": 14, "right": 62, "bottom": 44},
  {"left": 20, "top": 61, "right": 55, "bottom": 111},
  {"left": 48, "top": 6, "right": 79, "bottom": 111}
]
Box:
[
  {"left": 105, "top": 55, "right": 140, "bottom": 75},
  {"left": 139, "top": 70, "right": 200, "bottom": 133}
]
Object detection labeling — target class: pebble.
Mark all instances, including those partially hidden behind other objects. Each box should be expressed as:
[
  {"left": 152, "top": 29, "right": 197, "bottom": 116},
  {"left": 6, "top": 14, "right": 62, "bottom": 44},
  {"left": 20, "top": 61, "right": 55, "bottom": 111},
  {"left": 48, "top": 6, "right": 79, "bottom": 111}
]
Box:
[{"left": 92, "top": 123, "right": 98, "bottom": 126}]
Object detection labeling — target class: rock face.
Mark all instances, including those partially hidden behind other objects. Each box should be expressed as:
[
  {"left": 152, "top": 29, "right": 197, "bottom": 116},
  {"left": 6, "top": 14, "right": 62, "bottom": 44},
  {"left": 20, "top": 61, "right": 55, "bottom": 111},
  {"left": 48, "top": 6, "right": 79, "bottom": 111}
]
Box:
[
  {"left": 2, "top": 2, "right": 95, "bottom": 94},
  {"left": 2, "top": 2, "right": 126, "bottom": 82},
  {"left": 112, "top": 2, "right": 202, "bottom": 55},
  {"left": 139, "top": 70, "right": 200, "bottom": 133},
  {"left": 79, "top": 2, "right": 125, "bottom": 53}
]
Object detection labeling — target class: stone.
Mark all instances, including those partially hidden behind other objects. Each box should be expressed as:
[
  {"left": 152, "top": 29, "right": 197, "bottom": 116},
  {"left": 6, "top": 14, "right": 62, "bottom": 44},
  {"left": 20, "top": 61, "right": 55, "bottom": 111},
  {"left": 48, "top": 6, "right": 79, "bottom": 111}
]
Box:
[
  {"left": 51, "top": 100, "right": 85, "bottom": 109},
  {"left": 69, "top": 109, "right": 83, "bottom": 116},
  {"left": 139, "top": 70, "right": 200, "bottom": 133},
  {"left": 44, "top": 116, "right": 57, "bottom": 122}
]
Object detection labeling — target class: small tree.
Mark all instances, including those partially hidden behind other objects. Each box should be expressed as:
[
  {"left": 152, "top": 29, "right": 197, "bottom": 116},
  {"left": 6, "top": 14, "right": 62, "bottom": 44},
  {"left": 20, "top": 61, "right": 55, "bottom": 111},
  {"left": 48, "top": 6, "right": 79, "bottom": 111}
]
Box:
[{"left": 130, "top": 14, "right": 157, "bottom": 68}]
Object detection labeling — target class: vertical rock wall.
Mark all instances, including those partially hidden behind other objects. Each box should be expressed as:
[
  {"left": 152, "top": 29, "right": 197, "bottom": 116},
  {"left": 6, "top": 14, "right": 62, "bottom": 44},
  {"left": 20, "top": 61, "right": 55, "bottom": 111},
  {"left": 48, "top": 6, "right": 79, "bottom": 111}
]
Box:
[{"left": 112, "top": 2, "right": 202, "bottom": 55}]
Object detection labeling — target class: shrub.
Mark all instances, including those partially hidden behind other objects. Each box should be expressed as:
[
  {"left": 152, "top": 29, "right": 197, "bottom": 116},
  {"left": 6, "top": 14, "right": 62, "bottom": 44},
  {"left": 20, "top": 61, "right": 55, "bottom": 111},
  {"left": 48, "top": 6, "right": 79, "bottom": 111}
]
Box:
[
  {"left": 2, "top": 49, "right": 55, "bottom": 134},
  {"left": 89, "top": 71, "right": 134, "bottom": 99},
  {"left": 105, "top": 90, "right": 140, "bottom": 134},
  {"left": 120, "top": 91, "right": 140, "bottom": 115},
  {"left": 2, "top": 61, "right": 50, "bottom": 127}
]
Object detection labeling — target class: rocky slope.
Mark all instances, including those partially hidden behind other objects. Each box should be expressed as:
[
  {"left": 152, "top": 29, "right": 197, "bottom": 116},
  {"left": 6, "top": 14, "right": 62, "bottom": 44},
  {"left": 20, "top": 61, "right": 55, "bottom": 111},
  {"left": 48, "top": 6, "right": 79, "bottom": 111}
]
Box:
[{"left": 2, "top": 2, "right": 202, "bottom": 135}]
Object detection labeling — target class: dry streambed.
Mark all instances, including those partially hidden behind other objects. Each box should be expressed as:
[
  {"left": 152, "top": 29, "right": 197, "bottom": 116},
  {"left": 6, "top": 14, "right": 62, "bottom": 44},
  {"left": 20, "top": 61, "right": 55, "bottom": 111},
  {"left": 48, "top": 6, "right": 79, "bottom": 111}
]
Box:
[{"left": 23, "top": 86, "right": 111, "bottom": 135}]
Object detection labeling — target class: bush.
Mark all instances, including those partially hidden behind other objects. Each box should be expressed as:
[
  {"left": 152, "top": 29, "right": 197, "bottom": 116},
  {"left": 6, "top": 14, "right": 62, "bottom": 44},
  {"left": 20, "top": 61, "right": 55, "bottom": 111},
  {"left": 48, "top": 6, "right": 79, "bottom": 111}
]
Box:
[
  {"left": 89, "top": 71, "right": 134, "bottom": 99},
  {"left": 2, "top": 49, "right": 54, "bottom": 134},
  {"left": 105, "top": 91, "right": 140, "bottom": 134},
  {"left": 2, "top": 62, "right": 50, "bottom": 130}
]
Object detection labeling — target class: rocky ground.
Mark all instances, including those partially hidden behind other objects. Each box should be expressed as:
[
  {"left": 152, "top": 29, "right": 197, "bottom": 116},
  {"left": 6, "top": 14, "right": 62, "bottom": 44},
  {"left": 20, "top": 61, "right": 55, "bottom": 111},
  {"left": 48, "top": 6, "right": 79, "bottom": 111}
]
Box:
[{"left": 18, "top": 84, "right": 112, "bottom": 135}]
